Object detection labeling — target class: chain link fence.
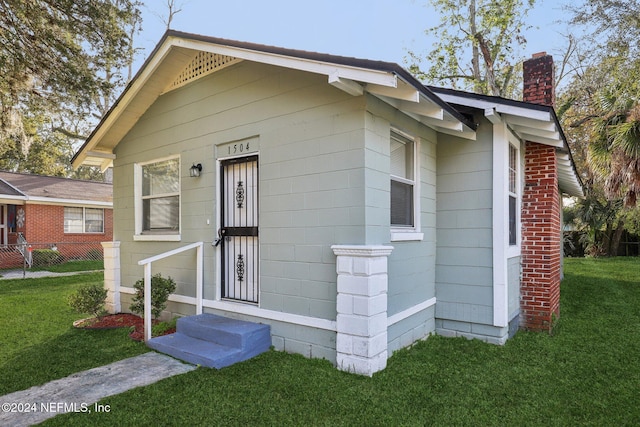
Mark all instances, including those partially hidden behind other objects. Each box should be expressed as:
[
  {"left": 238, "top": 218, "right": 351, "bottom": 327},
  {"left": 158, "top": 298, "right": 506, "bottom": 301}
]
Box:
[{"left": 0, "top": 241, "right": 104, "bottom": 271}]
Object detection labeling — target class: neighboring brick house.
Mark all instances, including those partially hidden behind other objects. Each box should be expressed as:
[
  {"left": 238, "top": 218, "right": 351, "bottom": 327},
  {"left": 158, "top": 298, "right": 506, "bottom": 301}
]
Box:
[{"left": 0, "top": 171, "right": 113, "bottom": 267}]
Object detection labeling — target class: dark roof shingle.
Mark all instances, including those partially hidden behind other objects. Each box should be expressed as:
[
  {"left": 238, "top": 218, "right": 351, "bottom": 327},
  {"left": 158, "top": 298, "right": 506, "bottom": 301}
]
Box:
[{"left": 0, "top": 171, "right": 112, "bottom": 203}]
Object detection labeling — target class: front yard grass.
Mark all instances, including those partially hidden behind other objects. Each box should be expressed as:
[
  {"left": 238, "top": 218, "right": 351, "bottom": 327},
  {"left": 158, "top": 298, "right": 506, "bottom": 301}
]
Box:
[
  {"left": 3, "top": 259, "right": 639, "bottom": 425},
  {"left": 0, "top": 272, "right": 147, "bottom": 396}
]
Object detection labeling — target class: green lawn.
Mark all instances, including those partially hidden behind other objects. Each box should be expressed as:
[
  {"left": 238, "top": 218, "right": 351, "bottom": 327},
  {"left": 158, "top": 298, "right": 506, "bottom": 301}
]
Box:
[
  {"left": 2, "top": 259, "right": 639, "bottom": 425},
  {"left": 0, "top": 272, "right": 147, "bottom": 396},
  {"left": 33, "top": 259, "right": 105, "bottom": 273}
]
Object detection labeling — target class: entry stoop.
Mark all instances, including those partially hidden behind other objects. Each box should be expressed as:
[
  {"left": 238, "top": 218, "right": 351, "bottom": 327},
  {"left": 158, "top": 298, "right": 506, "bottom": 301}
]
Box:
[{"left": 147, "top": 313, "right": 271, "bottom": 369}]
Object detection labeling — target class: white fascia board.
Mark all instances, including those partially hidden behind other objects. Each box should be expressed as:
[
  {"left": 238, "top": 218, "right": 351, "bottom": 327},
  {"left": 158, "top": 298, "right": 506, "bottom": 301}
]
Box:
[
  {"left": 438, "top": 92, "right": 554, "bottom": 123},
  {"left": 0, "top": 196, "right": 26, "bottom": 204},
  {"left": 433, "top": 126, "right": 477, "bottom": 140},
  {"left": 366, "top": 82, "right": 420, "bottom": 102},
  {"left": 502, "top": 113, "right": 557, "bottom": 132},
  {"left": 420, "top": 116, "right": 463, "bottom": 131},
  {"left": 86, "top": 150, "right": 116, "bottom": 160},
  {"left": 517, "top": 132, "right": 564, "bottom": 148},
  {"left": 328, "top": 73, "right": 364, "bottom": 96},
  {"left": 378, "top": 94, "right": 444, "bottom": 120},
  {"left": 495, "top": 104, "right": 552, "bottom": 122},
  {"left": 511, "top": 124, "right": 560, "bottom": 141},
  {"left": 175, "top": 38, "right": 398, "bottom": 88},
  {"left": 100, "top": 159, "right": 114, "bottom": 172},
  {"left": 484, "top": 107, "right": 502, "bottom": 124},
  {"left": 26, "top": 197, "right": 112, "bottom": 208}
]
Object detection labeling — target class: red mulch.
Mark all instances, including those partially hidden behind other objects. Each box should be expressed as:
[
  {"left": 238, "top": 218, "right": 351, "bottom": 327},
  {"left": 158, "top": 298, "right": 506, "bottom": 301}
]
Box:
[{"left": 73, "top": 313, "right": 176, "bottom": 342}]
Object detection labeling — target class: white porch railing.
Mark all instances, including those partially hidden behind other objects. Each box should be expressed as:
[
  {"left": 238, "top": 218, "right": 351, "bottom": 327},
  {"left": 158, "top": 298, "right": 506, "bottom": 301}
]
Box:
[{"left": 137, "top": 242, "right": 204, "bottom": 342}]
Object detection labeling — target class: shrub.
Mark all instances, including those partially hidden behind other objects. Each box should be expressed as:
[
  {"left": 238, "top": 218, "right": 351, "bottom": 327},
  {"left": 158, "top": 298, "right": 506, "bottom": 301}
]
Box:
[
  {"left": 32, "top": 249, "right": 64, "bottom": 266},
  {"left": 68, "top": 283, "right": 108, "bottom": 318},
  {"left": 130, "top": 273, "right": 176, "bottom": 319}
]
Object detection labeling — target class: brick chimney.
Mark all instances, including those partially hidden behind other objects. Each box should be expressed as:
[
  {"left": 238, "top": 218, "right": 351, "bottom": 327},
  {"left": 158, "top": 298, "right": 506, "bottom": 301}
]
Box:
[
  {"left": 522, "top": 52, "right": 555, "bottom": 107},
  {"left": 520, "top": 53, "right": 562, "bottom": 331}
]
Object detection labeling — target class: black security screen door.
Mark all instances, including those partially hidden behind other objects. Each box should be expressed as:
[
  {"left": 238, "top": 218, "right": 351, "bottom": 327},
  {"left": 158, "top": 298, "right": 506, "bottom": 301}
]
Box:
[{"left": 219, "top": 155, "right": 259, "bottom": 303}]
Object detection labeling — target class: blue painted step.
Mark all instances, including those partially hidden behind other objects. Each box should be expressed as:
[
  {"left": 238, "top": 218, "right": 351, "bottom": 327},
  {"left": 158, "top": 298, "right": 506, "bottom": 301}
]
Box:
[{"left": 147, "top": 313, "right": 271, "bottom": 369}]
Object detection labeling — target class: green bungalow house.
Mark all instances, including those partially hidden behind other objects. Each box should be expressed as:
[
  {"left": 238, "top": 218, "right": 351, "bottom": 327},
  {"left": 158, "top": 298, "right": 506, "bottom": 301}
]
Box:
[{"left": 72, "top": 31, "right": 582, "bottom": 376}]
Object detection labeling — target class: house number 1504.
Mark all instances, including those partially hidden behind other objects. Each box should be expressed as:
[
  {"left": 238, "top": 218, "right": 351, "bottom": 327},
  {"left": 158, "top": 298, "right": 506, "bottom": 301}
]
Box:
[{"left": 228, "top": 142, "right": 250, "bottom": 154}]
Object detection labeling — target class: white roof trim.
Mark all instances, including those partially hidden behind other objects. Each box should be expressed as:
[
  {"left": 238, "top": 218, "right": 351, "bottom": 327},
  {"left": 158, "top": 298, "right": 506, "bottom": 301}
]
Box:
[
  {"left": 74, "top": 33, "right": 479, "bottom": 169},
  {"left": 0, "top": 196, "right": 26, "bottom": 204},
  {"left": 439, "top": 90, "right": 584, "bottom": 198},
  {"left": 173, "top": 37, "right": 399, "bottom": 88},
  {"left": 25, "top": 197, "right": 112, "bottom": 208}
]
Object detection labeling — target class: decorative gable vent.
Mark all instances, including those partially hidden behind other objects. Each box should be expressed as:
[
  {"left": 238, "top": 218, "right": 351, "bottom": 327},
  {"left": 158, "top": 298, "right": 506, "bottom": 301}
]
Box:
[{"left": 169, "top": 52, "right": 240, "bottom": 90}]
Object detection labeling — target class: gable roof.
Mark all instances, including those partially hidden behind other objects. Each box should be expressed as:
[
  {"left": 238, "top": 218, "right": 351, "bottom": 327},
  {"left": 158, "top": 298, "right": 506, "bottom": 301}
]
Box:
[
  {"left": 0, "top": 171, "right": 112, "bottom": 207},
  {"left": 72, "top": 30, "right": 477, "bottom": 170},
  {"left": 429, "top": 87, "right": 584, "bottom": 198}
]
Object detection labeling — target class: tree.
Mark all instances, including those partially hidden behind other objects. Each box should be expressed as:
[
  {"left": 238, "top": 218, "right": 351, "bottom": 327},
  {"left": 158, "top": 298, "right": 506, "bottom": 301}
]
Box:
[
  {"left": 558, "top": 0, "right": 640, "bottom": 255},
  {"left": 0, "top": 0, "right": 142, "bottom": 175},
  {"left": 407, "top": 0, "right": 535, "bottom": 98},
  {"left": 560, "top": 0, "right": 640, "bottom": 208},
  {"left": 567, "top": 0, "right": 640, "bottom": 57}
]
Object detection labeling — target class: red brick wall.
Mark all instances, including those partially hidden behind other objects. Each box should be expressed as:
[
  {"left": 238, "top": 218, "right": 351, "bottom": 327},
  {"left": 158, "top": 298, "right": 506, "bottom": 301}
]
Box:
[
  {"left": 3, "top": 204, "right": 112, "bottom": 268},
  {"left": 21, "top": 204, "right": 113, "bottom": 244},
  {"left": 521, "top": 143, "right": 561, "bottom": 330},
  {"left": 520, "top": 52, "right": 561, "bottom": 331}
]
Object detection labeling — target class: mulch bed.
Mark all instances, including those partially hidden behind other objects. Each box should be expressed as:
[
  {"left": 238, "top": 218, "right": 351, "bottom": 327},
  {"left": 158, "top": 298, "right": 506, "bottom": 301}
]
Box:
[{"left": 73, "top": 313, "right": 176, "bottom": 342}]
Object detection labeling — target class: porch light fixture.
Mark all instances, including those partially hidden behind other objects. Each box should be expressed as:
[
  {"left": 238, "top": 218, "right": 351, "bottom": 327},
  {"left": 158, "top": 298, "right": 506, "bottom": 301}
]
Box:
[{"left": 190, "top": 163, "right": 202, "bottom": 177}]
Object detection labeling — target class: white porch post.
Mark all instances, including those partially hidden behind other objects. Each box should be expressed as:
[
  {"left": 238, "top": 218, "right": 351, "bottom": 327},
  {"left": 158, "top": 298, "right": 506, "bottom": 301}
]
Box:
[
  {"left": 331, "top": 245, "right": 393, "bottom": 376},
  {"left": 101, "top": 241, "right": 121, "bottom": 314}
]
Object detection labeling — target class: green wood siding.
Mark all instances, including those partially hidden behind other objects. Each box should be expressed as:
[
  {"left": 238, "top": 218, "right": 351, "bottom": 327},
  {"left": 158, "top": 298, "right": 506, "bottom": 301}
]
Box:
[
  {"left": 366, "top": 96, "right": 438, "bottom": 321},
  {"left": 435, "top": 115, "right": 494, "bottom": 325},
  {"left": 113, "top": 61, "right": 368, "bottom": 321}
]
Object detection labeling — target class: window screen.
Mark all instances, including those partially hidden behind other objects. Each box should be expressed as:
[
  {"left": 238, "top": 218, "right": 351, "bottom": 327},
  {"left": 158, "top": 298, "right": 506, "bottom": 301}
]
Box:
[
  {"left": 141, "top": 158, "right": 180, "bottom": 232},
  {"left": 390, "top": 130, "right": 415, "bottom": 227}
]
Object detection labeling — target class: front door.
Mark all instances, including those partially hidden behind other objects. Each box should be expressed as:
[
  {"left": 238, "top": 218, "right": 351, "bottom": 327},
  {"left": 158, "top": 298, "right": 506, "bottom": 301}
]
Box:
[{"left": 220, "top": 155, "right": 259, "bottom": 303}]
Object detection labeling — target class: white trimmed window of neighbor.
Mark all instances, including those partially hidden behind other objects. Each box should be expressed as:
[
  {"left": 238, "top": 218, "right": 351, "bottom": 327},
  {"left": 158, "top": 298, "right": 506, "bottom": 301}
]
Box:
[
  {"left": 134, "top": 156, "right": 181, "bottom": 241},
  {"left": 64, "top": 207, "right": 104, "bottom": 233},
  {"left": 390, "top": 129, "right": 423, "bottom": 241}
]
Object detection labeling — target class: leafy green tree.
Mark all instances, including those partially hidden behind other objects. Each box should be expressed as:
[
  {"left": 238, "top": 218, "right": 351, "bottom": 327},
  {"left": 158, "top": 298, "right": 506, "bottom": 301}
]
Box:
[
  {"left": 567, "top": 0, "right": 640, "bottom": 57},
  {"left": 559, "top": 0, "right": 640, "bottom": 255},
  {"left": 407, "top": 0, "right": 535, "bottom": 97},
  {"left": 0, "top": 0, "right": 142, "bottom": 175}
]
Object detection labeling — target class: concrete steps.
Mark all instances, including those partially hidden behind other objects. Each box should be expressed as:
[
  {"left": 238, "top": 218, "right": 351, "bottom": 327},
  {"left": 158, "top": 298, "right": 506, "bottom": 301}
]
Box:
[{"left": 147, "top": 313, "right": 271, "bottom": 369}]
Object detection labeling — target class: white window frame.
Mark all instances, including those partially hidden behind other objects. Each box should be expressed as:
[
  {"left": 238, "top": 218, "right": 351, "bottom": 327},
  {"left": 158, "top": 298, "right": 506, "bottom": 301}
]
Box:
[
  {"left": 390, "top": 128, "right": 423, "bottom": 242},
  {"left": 64, "top": 207, "right": 105, "bottom": 234},
  {"left": 133, "top": 155, "right": 181, "bottom": 242},
  {"left": 506, "top": 136, "right": 521, "bottom": 257}
]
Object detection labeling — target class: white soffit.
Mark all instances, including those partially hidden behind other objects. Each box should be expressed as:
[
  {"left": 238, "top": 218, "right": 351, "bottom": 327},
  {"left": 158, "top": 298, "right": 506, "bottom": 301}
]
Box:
[
  {"left": 436, "top": 92, "right": 562, "bottom": 147},
  {"left": 174, "top": 37, "right": 399, "bottom": 88},
  {"left": 435, "top": 91, "right": 583, "bottom": 197},
  {"left": 367, "top": 80, "right": 475, "bottom": 139}
]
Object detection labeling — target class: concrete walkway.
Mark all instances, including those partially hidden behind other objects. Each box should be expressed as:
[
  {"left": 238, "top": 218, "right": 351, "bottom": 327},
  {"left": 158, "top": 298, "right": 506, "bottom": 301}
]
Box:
[
  {"left": 0, "top": 269, "right": 101, "bottom": 280},
  {"left": 0, "top": 352, "right": 196, "bottom": 426}
]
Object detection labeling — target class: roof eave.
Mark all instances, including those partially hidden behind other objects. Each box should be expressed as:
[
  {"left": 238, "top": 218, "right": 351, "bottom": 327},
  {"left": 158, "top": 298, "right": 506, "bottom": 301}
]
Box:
[
  {"left": 431, "top": 87, "right": 584, "bottom": 198},
  {"left": 73, "top": 31, "right": 478, "bottom": 169}
]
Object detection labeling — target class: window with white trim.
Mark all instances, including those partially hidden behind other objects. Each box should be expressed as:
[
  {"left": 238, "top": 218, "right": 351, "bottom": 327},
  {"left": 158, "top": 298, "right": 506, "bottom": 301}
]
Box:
[
  {"left": 508, "top": 143, "right": 518, "bottom": 245},
  {"left": 135, "top": 157, "right": 180, "bottom": 236},
  {"left": 390, "top": 129, "right": 417, "bottom": 228},
  {"left": 64, "top": 207, "right": 104, "bottom": 233}
]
